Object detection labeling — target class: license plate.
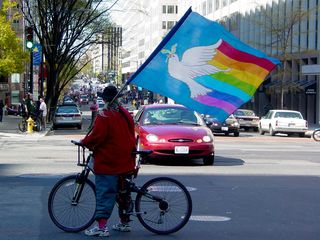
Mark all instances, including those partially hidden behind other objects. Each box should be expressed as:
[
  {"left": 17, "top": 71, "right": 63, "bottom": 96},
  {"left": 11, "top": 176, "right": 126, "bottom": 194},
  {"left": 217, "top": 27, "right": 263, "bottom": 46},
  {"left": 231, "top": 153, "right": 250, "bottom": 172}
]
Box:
[
  {"left": 174, "top": 146, "right": 189, "bottom": 154},
  {"left": 221, "top": 126, "right": 229, "bottom": 131},
  {"left": 63, "top": 117, "right": 72, "bottom": 120},
  {"left": 288, "top": 123, "right": 295, "bottom": 127}
]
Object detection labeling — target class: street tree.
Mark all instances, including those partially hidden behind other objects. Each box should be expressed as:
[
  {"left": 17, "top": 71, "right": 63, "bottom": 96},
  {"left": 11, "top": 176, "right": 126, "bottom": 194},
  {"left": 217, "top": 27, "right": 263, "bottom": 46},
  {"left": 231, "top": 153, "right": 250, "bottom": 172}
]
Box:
[
  {"left": 0, "top": 1, "right": 29, "bottom": 80},
  {"left": 258, "top": 3, "right": 309, "bottom": 109},
  {"left": 20, "top": 0, "right": 117, "bottom": 116}
]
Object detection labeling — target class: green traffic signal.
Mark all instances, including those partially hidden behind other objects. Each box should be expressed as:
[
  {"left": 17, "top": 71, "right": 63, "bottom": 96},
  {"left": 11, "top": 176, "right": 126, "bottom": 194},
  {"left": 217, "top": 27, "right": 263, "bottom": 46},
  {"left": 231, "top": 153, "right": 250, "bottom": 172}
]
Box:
[
  {"left": 26, "top": 41, "right": 33, "bottom": 49},
  {"left": 25, "top": 26, "right": 34, "bottom": 49}
]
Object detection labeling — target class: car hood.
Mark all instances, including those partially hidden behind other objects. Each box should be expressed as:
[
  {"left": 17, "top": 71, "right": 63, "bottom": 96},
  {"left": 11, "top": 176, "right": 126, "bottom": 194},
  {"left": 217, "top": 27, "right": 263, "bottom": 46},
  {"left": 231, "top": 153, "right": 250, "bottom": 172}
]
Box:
[{"left": 139, "top": 125, "right": 212, "bottom": 138}]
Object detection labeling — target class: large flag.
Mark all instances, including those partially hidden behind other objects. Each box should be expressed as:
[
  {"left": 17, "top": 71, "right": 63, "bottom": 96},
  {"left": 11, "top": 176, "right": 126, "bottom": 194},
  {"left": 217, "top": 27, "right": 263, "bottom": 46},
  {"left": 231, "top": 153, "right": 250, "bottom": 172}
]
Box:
[{"left": 127, "top": 8, "right": 280, "bottom": 122}]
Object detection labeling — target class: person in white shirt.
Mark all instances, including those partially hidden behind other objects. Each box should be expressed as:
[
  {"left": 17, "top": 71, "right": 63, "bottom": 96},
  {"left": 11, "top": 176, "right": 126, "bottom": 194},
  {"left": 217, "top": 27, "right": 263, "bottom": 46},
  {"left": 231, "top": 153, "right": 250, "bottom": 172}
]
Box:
[{"left": 39, "top": 98, "right": 47, "bottom": 131}]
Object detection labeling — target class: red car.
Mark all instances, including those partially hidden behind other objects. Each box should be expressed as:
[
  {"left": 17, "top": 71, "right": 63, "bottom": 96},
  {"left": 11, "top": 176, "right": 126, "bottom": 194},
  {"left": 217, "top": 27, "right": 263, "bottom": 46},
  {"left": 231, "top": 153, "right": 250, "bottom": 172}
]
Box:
[{"left": 134, "top": 104, "right": 215, "bottom": 165}]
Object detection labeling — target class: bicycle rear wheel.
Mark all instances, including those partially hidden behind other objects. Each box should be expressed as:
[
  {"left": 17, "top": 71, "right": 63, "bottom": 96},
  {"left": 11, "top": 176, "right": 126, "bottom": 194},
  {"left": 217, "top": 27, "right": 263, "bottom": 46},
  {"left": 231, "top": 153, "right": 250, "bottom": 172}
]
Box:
[
  {"left": 48, "top": 175, "right": 96, "bottom": 232},
  {"left": 313, "top": 129, "right": 320, "bottom": 141},
  {"left": 135, "top": 177, "right": 192, "bottom": 235}
]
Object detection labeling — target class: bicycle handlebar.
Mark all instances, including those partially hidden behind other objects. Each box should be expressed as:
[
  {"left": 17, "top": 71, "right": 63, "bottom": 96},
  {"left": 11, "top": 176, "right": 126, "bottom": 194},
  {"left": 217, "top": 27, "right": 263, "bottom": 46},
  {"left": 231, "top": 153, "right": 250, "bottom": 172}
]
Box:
[
  {"left": 71, "top": 140, "right": 84, "bottom": 146},
  {"left": 71, "top": 140, "right": 153, "bottom": 156}
]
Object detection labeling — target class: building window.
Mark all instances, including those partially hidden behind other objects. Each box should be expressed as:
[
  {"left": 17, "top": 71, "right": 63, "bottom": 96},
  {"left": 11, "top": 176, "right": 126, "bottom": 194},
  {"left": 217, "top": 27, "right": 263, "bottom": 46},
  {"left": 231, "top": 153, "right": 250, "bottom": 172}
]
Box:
[
  {"left": 11, "top": 73, "right": 20, "bottom": 83},
  {"left": 208, "top": 0, "right": 213, "bottom": 13},
  {"left": 176, "top": 5, "right": 178, "bottom": 14},
  {"left": 162, "top": 5, "right": 166, "bottom": 14},
  {"left": 222, "top": 0, "right": 228, "bottom": 7},
  {"left": 214, "top": 0, "right": 220, "bottom": 10},
  {"left": 122, "top": 62, "right": 130, "bottom": 68},
  {"left": 202, "top": 2, "right": 207, "bottom": 15},
  {"left": 168, "top": 5, "right": 174, "bottom": 14},
  {"left": 162, "top": 21, "right": 166, "bottom": 29},
  {"left": 167, "top": 21, "right": 175, "bottom": 29},
  {"left": 138, "top": 51, "right": 145, "bottom": 59},
  {"left": 11, "top": 90, "right": 19, "bottom": 104},
  {"left": 139, "top": 39, "right": 145, "bottom": 46}
]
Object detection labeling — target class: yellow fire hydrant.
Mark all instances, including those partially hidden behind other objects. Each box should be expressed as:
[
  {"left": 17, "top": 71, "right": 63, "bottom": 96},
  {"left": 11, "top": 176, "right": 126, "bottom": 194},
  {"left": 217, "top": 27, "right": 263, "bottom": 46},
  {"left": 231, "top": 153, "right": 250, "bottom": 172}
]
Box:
[{"left": 27, "top": 117, "right": 34, "bottom": 133}]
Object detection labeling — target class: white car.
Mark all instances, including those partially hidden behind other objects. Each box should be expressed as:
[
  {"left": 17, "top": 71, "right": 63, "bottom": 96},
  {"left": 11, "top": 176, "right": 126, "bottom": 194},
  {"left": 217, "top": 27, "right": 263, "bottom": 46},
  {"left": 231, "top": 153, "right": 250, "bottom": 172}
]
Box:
[
  {"left": 259, "top": 110, "right": 308, "bottom": 137},
  {"left": 97, "top": 99, "right": 105, "bottom": 111}
]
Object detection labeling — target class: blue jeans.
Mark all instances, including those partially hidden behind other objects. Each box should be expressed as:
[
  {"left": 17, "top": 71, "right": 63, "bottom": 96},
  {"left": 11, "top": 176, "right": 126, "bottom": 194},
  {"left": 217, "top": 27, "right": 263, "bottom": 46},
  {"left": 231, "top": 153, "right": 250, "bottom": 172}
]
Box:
[{"left": 95, "top": 174, "right": 119, "bottom": 220}]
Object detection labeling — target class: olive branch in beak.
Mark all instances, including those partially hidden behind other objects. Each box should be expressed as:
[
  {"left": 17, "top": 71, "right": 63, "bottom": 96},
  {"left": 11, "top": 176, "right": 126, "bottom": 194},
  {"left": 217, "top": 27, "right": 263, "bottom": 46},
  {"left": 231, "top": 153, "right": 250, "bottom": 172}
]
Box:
[{"left": 161, "top": 44, "right": 177, "bottom": 62}]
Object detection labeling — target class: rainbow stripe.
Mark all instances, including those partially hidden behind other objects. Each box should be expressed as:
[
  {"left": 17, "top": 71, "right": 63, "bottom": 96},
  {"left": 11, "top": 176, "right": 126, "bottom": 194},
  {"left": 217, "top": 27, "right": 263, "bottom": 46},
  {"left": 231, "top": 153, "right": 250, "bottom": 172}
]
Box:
[{"left": 195, "top": 40, "right": 278, "bottom": 114}]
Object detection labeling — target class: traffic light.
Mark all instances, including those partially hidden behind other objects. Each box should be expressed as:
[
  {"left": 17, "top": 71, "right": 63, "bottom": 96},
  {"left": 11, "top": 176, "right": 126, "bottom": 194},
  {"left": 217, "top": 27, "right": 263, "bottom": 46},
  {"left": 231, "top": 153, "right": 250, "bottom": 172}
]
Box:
[{"left": 25, "top": 26, "right": 34, "bottom": 49}]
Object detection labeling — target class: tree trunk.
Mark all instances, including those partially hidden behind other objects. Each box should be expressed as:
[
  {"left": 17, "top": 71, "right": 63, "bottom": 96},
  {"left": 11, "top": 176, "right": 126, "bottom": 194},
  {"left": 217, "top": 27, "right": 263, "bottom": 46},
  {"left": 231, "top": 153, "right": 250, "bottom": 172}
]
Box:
[{"left": 280, "top": 61, "right": 287, "bottom": 109}]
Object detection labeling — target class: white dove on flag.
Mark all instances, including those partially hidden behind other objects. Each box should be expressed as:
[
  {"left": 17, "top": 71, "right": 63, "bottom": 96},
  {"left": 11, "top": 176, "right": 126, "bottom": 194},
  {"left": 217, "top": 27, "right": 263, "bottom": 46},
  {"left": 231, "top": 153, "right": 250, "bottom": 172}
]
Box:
[{"left": 161, "top": 39, "right": 229, "bottom": 98}]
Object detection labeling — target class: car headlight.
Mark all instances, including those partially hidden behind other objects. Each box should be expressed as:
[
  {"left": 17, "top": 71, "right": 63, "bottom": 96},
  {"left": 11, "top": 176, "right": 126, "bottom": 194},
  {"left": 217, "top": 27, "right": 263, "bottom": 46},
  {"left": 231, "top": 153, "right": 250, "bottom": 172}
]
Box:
[
  {"left": 202, "top": 135, "right": 212, "bottom": 142},
  {"left": 232, "top": 122, "right": 239, "bottom": 127},
  {"left": 146, "top": 134, "right": 158, "bottom": 142}
]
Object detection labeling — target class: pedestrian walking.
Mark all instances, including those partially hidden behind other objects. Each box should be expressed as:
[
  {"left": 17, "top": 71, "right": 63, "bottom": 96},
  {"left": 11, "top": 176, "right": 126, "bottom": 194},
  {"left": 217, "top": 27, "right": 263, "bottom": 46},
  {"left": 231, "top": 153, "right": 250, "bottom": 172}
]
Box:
[
  {"left": 39, "top": 98, "right": 47, "bottom": 131},
  {"left": 25, "top": 93, "right": 35, "bottom": 118},
  {"left": 0, "top": 99, "right": 4, "bottom": 122},
  {"left": 81, "top": 84, "right": 136, "bottom": 237}
]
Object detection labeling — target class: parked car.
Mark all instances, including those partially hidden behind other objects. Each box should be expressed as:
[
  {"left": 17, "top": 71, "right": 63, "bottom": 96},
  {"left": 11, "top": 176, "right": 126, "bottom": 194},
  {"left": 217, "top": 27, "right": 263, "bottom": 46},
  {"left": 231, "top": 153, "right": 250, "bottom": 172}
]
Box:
[
  {"left": 204, "top": 114, "right": 240, "bottom": 137},
  {"left": 134, "top": 104, "right": 215, "bottom": 165},
  {"left": 53, "top": 104, "right": 82, "bottom": 129},
  {"left": 233, "top": 109, "right": 260, "bottom": 131},
  {"left": 259, "top": 110, "right": 308, "bottom": 137},
  {"left": 79, "top": 94, "right": 89, "bottom": 104}
]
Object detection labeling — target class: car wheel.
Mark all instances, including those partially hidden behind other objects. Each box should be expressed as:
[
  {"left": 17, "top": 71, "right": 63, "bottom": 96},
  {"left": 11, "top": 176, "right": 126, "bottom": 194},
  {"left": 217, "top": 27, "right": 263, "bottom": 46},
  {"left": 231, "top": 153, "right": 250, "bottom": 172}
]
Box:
[
  {"left": 259, "top": 125, "right": 265, "bottom": 135},
  {"left": 52, "top": 125, "right": 57, "bottom": 130},
  {"left": 253, "top": 127, "right": 259, "bottom": 132},
  {"left": 203, "top": 156, "right": 214, "bottom": 165},
  {"left": 269, "top": 126, "right": 276, "bottom": 136},
  {"left": 234, "top": 131, "right": 239, "bottom": 137},
  {"left": 224, "top": 132, "right": 229, "bottom": 136},
  {"left": 77, "top": 124, "right": 82, "bottom": 129}
]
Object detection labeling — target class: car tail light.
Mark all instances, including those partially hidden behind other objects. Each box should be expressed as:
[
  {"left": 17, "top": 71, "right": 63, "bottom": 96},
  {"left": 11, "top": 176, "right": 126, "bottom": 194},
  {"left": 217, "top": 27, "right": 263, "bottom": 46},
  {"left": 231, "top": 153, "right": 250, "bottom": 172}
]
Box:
[
  {"left": 306, "top": 121, "right": 308, "bottom": 128},
  {"left": 275, "top": 120, "right": 278, "bottom": 126}
]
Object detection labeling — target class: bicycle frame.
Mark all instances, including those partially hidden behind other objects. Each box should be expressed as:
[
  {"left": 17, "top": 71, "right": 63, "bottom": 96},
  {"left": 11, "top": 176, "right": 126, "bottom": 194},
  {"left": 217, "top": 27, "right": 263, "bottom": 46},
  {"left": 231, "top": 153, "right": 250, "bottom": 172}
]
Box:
[{"left": 48, "top": 141, "right": 192, "bottom": 234}]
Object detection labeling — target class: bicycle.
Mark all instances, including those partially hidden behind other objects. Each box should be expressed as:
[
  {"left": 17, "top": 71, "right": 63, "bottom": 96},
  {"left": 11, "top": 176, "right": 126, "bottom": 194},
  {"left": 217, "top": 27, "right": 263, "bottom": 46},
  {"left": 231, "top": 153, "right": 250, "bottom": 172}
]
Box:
[
  {"left": 312, "top": 128, "right": 320, "bottom": 141},
  {"left": 18, "top": 112, "right": 41, "bottom": 132},
  {"left": 48, "top": 140, "right": 192, "bottom": 235}
]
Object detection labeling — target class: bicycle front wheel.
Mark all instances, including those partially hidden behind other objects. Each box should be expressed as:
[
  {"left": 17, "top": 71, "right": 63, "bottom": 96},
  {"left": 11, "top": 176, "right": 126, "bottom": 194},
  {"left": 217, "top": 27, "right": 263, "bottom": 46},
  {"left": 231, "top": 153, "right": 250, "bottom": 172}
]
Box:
[
  {"left": 48, "top": 175, "right": 96, "bottom": 232},
  {"left": 135, "top": 177, "right": 192, "bottom": 235},
  {"left": 18, "top": 119, "right": 27, "bottom": 132},
  {"left": 313, "top": 129, "right": 320, "bottom": 141}
]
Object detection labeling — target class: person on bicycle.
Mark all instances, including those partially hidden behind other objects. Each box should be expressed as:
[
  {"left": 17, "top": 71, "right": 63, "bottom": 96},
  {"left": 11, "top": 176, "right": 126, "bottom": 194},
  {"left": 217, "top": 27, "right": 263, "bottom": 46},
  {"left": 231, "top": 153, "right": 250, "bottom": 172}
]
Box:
[{"left": 81, "top": 84, "right": 136, "bottom": 237}]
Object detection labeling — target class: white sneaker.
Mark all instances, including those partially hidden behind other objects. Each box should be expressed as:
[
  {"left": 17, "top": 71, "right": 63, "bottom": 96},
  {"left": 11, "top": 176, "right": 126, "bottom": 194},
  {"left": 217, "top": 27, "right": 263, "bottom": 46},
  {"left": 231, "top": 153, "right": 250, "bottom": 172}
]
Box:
[
  {"left": 85, "top": 225, "right": 110, "bottom": 237},
  {"left": 112, "top": 222, "right": 131, "bottom": 232}
]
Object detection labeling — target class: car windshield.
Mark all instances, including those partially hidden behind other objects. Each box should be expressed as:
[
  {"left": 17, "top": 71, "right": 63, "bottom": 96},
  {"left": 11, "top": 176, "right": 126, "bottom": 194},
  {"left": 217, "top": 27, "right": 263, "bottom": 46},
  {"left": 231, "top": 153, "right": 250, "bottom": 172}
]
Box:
[
  {"left": 56, "top": 106, "right": 79, "bottom": 114},
  {"left": 274, "top": 112, "right": 302, "bottom": 119},
  {"left": 234, "top": 110, "right": 255, "bottom": 116},
  {"left": 141, "top": 107, "right": 204, "bottom": 126}
]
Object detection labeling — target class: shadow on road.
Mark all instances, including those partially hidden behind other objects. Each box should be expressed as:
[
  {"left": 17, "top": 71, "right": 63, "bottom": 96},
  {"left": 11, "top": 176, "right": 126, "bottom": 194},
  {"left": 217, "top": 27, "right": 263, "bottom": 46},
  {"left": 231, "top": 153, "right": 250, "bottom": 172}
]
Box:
[{"left": 146, "top": 156, "right": 244, "bottom": 167}]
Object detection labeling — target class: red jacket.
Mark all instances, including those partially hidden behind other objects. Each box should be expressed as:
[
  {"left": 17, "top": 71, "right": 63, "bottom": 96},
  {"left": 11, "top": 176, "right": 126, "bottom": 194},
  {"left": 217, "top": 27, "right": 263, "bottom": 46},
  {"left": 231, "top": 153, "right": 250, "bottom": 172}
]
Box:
[{"left": 81, "top": 106, "right": 136, "bottom": 175}]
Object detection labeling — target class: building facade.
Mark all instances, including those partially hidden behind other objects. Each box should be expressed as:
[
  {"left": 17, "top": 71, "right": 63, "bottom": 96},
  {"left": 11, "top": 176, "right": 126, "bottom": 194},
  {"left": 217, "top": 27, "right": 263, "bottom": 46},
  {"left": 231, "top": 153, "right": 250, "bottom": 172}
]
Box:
[
  {"left": 91, "top": 27, "right": 122, "bottom": 85},
  {"left": 192, "top": 0, "right": 320, "bottom": 124},
  {"left": 114, "top": 0, "right": 320, "bottom": 123}
]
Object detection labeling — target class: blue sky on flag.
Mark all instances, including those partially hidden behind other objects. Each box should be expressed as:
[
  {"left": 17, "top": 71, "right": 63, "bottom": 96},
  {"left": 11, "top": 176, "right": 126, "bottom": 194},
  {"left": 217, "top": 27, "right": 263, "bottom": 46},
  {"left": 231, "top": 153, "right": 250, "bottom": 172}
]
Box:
[{"left": 127, "top": 8, "right": 280, "bottom": 122}]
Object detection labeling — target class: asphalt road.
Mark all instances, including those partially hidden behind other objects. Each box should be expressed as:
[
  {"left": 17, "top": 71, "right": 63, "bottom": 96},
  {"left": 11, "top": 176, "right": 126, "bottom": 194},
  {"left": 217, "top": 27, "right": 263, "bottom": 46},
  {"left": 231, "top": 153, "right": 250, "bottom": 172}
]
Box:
[{"left": 1, "top": 123, "right": 320, "bottom": 240}]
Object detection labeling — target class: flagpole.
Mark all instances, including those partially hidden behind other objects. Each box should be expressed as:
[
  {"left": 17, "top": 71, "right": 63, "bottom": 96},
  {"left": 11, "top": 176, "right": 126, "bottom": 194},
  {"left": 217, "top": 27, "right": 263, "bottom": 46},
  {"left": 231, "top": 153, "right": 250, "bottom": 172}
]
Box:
[{"left": 108, "top": 7, "right": 193, "bottom": 106}]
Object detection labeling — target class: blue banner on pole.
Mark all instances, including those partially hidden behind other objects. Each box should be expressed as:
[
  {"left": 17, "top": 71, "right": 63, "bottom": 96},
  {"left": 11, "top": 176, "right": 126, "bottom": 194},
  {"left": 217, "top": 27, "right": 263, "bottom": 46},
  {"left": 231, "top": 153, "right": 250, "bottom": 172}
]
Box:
[{"left": 33, "top": 44, "right": 42, "bottom": 66}]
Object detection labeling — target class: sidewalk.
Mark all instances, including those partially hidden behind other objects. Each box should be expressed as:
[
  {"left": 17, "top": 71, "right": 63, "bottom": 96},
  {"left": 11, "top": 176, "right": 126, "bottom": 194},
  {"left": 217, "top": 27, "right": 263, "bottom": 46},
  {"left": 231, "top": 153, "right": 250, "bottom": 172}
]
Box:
[{"left": 0, "top": 114, "right": 51, "bottom": 137}]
